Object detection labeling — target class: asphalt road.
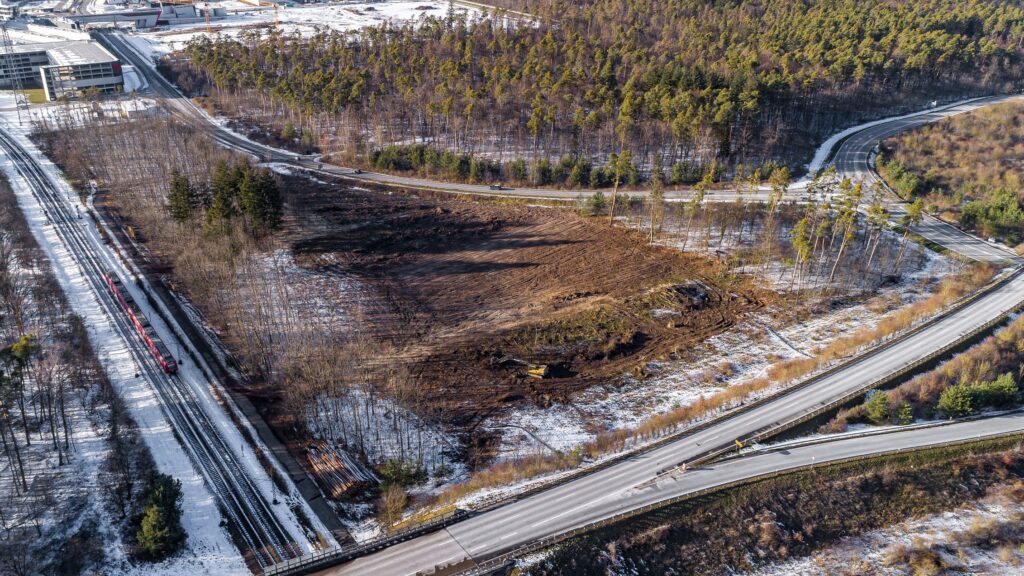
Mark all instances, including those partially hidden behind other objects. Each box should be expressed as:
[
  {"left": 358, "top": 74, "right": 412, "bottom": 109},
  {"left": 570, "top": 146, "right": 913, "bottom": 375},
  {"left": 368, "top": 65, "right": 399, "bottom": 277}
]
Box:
[
  {"left": 830, "top": 95, "right": 1024, "bottom": 263},
  {"left": 314, "top": 265, "right": 1024, "bottom": 574},
  {"left": 328, "top": 408, "right": 1024, "bottom": 575}
]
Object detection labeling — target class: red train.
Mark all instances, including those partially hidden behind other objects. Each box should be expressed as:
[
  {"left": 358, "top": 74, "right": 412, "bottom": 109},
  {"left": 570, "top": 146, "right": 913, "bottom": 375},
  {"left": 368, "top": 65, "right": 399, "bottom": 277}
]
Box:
[{"left": 103, "top": 271, "right": 178, "bottom": 374}]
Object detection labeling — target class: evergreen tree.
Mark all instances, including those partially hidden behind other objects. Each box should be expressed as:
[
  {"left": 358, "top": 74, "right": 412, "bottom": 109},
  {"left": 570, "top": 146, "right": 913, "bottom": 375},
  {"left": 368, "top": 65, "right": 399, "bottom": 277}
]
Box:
[
  {"left": 167, "top": 170, "right": 194, "bottom": 221},
  {"left": 209, "top": 159, "right": 240, "bottom": 222},
  {"left": 865, "top": 390, "right": 889, "bottom": 425},
  {"left": 649, "top": 155, "right": 665, "bottom": 242},
  {"left": 240, "top": 169, "right": 283, "bottom": 230},
  {"left": 136, "top": 473, "right": 186, "bottom": 560},
  {"left": 937, "top": 384, "right": 974, "bottom": 417}
]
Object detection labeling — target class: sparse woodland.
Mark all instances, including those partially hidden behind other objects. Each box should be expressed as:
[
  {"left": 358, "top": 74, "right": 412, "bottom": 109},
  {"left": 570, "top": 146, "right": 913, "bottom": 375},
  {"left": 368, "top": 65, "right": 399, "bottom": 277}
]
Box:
[
  {"left": 606, "top": 166, "right": 940, "bottom": 292},
  {"left": 0, "top": 174, "right": 159, "bottom": 573},
  {"left": 36, "top": 111, "right": 446, "bottom": 493},
  {"left": 174, "top": 0, "right": 1024, "bottom": 184}
]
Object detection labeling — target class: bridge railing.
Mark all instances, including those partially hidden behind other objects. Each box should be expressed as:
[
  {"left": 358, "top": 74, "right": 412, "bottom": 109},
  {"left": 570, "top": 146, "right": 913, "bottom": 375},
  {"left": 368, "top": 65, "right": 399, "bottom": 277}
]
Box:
[{"left": 262, "top": 508, "right": 468, "bottom": 576}]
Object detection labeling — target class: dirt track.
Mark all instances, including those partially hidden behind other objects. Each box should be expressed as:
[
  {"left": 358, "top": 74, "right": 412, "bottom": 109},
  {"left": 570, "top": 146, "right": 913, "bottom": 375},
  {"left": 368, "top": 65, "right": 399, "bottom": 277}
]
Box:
[{"left": 284, "top": 177, "right": 766, "bottom": 442}]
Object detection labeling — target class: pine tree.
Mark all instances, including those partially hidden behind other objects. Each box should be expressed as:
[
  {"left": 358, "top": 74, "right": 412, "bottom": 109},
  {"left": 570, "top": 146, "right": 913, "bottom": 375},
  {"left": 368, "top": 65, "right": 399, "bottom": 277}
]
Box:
[
  {"left": 136, "top": 473, "right": 186, "bottom": 560},
  {"left": 210, "top": 159, "right": 240, "bottom": 221},
  {"left": 167, "top": 170, "right": 194, "bottom": 221},
  {"left": 937, "top": 384, "right": 974, "bottom": 418},
  {"left": 240, "top": 169, "right": 283, "bottom": 230},
  {"left": 865, "top": 390, "right": 889, "bottom": 425},
  {"left": 648, "top": 155, "right": 665, "bottom": 243}
]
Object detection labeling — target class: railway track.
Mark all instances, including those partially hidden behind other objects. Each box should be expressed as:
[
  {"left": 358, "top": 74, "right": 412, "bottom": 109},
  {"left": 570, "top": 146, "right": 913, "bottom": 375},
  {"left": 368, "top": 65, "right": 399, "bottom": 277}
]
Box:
[{"left": 0, "top": 127, "right": 302, "bottom": 570}]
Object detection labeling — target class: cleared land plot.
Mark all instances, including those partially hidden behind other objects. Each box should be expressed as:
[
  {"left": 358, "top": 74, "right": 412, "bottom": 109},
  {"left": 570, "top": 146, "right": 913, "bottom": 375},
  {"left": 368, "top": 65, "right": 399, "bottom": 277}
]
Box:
[{"left": 283, "top": 177, "right": 766, "bottom": 433}]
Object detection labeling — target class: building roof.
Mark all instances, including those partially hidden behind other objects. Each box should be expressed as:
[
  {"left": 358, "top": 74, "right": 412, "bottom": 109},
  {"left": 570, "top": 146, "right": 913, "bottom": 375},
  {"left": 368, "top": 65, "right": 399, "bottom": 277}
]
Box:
[
  {"left": 0, "top": 41, "right": 66, "bottom": 55},
  {"left": 44, "top": 41, "right": 117, "bottom": 66},
  {"left": 0, "top": 40, "right": 117, "bottom": 66}
]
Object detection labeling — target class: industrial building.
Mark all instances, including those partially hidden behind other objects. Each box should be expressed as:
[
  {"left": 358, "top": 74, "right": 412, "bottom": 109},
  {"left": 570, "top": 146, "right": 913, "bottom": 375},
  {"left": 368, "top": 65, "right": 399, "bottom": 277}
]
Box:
[
  {"left": 0, "top": 2, "right": 18, "bottom": 21},
  {"left": 0, "top": 40, "right": 123, "bottom": 101},
  {"left": 57, "top": 4, "right": 227, "bottom": 30}
]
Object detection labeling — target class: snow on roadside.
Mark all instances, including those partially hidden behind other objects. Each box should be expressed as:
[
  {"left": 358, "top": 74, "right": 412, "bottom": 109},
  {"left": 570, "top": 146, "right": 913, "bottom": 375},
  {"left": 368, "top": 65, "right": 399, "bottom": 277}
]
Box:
[
  {"left": 0, "top": 109, "right": 342, "bottom": 568},
  {"left": 801, "top": 95, "right": 1024, "bottom": 180},
  {"left": 0, "top": 119, "right": 247, "bottom": 574},
  {"left": 749, "top": 495, "right": 1024, "bottom": 575}
]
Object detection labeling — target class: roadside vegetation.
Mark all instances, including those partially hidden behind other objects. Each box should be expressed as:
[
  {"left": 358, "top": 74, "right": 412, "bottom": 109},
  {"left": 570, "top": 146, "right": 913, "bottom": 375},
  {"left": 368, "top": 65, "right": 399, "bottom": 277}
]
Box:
[
  {"left": 0, "top": 174, "right": 164, "bottom": 573},
  {"left": 878, "top": 99, "right": 1024, "bottom": 246},
  {"left": 753, "top": 480, "right": 1024, "bottom": 574},
  {"left": 527, "top": 437, "right": 1024, "bottom": 575},
  {"left": 172, "top": 0, "right": 1024, "bottom": 184},
  {"left": 827, "top": 312, "right": 1024, "bottom": 431}
]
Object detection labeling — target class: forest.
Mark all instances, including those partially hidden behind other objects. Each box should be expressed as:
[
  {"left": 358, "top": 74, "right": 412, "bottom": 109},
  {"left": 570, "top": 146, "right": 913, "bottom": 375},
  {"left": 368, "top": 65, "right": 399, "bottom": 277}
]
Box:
[{"left": 176, "top": 0, "right": 1024, "bottom": 185}]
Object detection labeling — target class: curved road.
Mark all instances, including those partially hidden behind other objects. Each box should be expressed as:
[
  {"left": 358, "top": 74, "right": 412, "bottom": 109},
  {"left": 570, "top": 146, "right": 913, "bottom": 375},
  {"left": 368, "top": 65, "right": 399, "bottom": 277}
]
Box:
[
  {"left": 830, "top": 96, "right": 1023, "bottom": 263},
  {"left": 100, "top": 31, "right": 1018, "bottom": 265},
  {"left": 97, "top": 30, "right": 1024, "bottom": 574}
]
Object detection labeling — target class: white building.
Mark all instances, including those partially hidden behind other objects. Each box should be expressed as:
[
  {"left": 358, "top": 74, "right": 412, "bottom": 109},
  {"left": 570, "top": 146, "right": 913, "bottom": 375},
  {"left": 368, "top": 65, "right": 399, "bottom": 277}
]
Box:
[
  {"left": 0, "top": 2, "right": 18, "bottom": 21},
  {"left": 0, "top": 41, "right": 123, "bottom": 101}
]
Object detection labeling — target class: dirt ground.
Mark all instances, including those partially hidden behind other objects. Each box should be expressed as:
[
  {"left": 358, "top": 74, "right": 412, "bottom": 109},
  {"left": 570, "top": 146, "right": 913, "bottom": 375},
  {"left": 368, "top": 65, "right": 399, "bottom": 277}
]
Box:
[{"left": 282, "top": 175, "right": 768, "bottom": 433}]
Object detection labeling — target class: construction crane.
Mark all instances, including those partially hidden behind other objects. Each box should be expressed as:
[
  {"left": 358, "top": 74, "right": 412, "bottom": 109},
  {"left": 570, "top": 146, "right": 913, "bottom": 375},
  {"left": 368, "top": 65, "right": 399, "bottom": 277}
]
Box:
[{"left": 0, "top": 22, "right": 30, "bottom": 125}]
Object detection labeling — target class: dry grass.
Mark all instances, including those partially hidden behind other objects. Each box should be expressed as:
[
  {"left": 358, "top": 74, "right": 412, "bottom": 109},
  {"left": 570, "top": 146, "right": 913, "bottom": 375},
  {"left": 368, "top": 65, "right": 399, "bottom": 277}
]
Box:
[{"left": 423, "top": 263, "right": 997, "bottom": 509}]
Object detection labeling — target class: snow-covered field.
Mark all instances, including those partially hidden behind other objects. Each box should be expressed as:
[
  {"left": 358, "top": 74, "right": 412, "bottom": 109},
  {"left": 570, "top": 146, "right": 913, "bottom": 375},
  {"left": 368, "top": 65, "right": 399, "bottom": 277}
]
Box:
[{"left": 125, "top": 1, "right": 472, "bottom": 58}]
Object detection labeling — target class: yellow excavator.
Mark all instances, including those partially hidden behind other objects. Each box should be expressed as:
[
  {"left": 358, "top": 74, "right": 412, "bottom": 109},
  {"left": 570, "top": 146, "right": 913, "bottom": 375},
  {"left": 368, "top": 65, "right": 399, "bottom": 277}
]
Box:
[
  {"left": 491, "top": 354, "right": 550, "bottom": 379},
  {"left": 526, "top": 364, "right": 550, "bottom": 379}
]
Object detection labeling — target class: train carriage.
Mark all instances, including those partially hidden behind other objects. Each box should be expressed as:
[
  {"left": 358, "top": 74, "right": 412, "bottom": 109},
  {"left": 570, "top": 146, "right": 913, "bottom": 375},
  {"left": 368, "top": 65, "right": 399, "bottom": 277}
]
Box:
[{"left": 103, "top": 271, "right": 178, "bottom": 374}]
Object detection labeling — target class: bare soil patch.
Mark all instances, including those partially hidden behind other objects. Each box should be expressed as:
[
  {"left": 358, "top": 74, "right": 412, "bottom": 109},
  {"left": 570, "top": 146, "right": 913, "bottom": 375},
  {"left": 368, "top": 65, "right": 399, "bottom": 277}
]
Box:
[{"left": 282, "top": 176, "right": 766, "bottom": 434}]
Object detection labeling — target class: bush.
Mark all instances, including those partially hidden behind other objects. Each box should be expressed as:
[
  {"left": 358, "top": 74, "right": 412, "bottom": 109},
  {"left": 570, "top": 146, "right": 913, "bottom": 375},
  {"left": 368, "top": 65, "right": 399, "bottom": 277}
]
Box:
[
  {"left": 959, "top": 189, "right": 1024, "bottom": 244},
  {"left": 378, "top": 484, "right": 408, "bottom": 528},
  {"left": 937, "top": 384, "right": 974, "bottom": 418},
  {"left": 971, "top": 372, "right": 1019, "bottom": 408},
  {"left": 936, "top": 373, "right": 1018, "bottom": 417},
  {"left": 378, "top": 458, "right": 426, "bottom": 487},
  {"left": 865, "top": 391, "right": 890, "bottom": 425},
  {"left": 877, "top": 157, "right": 925, "bottom": 199},
  {"left": 895, "top": 402, "right": 914, "bottom": 425}
]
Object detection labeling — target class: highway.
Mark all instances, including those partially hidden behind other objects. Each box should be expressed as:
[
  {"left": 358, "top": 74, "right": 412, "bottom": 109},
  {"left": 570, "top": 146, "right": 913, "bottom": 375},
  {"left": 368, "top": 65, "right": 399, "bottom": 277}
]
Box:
[
  {"left": 95, "top": 29, "right": 1024, "bottom": 574},
  {"left": 333, "top": 410, "right": 1024, "bottom": 575},
  {"left": 307, "top": 262, "right": 1024, "bottom": 574},
  {"left": 0, "top": 127, "right": 305, "bottom": 568}
]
